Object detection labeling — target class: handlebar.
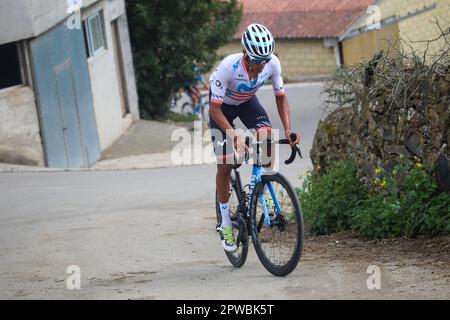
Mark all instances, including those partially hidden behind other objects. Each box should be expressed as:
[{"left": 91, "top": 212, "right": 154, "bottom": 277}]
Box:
[
  {"left": 278, "top": 133, "right": 303, "bottom": 165},
  {"left": 233, "top": 132, "right": 302, "bottom": 169}
]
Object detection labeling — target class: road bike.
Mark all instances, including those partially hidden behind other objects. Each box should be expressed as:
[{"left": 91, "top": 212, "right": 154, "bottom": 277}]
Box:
[
  {"left": 181, "top": 92, "right": 210, "bottom": 128},
  {"left": 215, "top": 133, "right": 304, "bottom": 277}
]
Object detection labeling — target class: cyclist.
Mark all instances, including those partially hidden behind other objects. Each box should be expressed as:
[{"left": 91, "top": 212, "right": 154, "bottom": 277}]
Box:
[
  {"left": 184, "top": 65, "right": 209, "bottom": 112},
  {"left": 209, "top": 23, "right": 300, "bottom": 252}
]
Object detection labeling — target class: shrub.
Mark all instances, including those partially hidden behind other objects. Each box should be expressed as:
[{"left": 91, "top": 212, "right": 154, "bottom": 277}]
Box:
[
  {"left": 299, "top": 158, "right": 450, "bottom": 238},
  {"left": 297, "top": 161, "right": 367, "bottom": 235},
  {"left": 352, "top": 157, "right": 450, "bottom": 238}
]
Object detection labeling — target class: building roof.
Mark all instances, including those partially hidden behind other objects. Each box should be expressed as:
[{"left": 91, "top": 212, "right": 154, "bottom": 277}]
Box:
[{"left": 235, "top": 0, "right": 375, "bottom": 39}]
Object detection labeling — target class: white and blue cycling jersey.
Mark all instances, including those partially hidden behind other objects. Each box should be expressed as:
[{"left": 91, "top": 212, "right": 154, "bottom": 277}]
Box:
[{"left": 209, "top": 53, "right": 285, "bottom": 106}]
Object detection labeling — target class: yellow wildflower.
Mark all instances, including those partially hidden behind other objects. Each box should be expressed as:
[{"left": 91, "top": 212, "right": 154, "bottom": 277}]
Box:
[
  {"left": 375, "top": 168, "right": 382, "bottom": 174},
  {"left": 380, "top": 179, "right": 387, "bottom": 188},
  {"left": 416, "top": 163, "right": 424, "bottom": 169}
]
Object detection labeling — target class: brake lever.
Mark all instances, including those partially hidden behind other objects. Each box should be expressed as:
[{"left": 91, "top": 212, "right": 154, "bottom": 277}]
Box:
[
  {"left": 297, "top": 145, "right": 303, "bottom": 159},
  {"left": 283, "top": 133, "right": 303, "bottom": 164}
]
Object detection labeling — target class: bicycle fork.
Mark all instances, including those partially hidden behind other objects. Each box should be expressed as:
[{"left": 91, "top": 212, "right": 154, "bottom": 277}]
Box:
[{"left": 252, "top": 166, "right": 283, "bottom": 227}]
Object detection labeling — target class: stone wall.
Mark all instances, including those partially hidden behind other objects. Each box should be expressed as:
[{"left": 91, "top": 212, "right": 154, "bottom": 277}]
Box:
[{"left": 311, "top": 54, "right": 450, "bottom": 192}]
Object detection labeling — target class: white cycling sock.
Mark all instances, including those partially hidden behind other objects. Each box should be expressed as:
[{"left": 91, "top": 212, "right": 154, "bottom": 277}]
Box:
[{"left": 219, "top": 202, "right": 232, "bottom": 228}]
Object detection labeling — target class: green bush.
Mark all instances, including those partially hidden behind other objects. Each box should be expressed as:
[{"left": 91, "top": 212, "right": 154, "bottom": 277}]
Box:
[
  {"left": 352, "top": 157, "right": 450, "bottom": 238},
  {"left": 297, "top": 161, "right": 368, "bottom": 235},
  {"left": 298, "top": 158, "right": 450, "bottom": 239},
  {"left": 126, "top": 0, "right": 242, "bottom": 119}
]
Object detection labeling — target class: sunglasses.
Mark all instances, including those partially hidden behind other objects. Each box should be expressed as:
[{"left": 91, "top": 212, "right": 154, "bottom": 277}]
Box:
[{"left": 246, "top": 54, "right": 271, "bottom": 65}]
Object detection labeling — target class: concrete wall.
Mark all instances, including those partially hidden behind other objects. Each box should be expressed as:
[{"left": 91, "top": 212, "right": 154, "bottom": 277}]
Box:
[
  {"left": 0, "top": 0, "right": 98, "bottom": 45},
  {"left": 218, "top": 39, "right": 337, "bottom": 80},
  {"left": 276, "top": 39, "right": 337, "bottom": 79},
  {"left": 394, "top": 0, "right": 450, "bottom": 56},
  {"left": 342, "top": 23, "right": 400, "bottom": 65},
  {"left": 0, "top": 86, "right": 44, "bottom": 165},
  {"left": 0, "top": 0, "right": 33, "bottom": 45},
  {"left": 344, "top": 0, "right": 450, "bottom": 59},
  {"left": 0, "top": 0, "right": 139, "bottom": 165},
  {"left": 116, "top": 13, "right": 140, "bottom": 122}
]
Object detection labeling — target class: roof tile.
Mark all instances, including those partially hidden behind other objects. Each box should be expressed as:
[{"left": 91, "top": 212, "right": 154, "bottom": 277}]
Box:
[{"left": 236, "top": 0, "right": 375, "bottom": 39}]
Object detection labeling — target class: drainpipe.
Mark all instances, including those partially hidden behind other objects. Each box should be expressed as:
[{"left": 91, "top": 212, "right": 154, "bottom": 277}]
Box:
[{"left": 323, "top": 38, "right": 342, "bottom": 68}]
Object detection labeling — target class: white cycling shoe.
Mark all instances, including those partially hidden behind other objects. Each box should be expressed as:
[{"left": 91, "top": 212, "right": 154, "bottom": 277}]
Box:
[{"left": 217, "top": 226, "right": 238, "bottom": 253}]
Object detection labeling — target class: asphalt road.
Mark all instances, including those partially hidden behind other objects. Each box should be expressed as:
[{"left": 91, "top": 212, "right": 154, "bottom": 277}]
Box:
[{"left": 1, "top": 83, "right": 448, "bottom": 299}]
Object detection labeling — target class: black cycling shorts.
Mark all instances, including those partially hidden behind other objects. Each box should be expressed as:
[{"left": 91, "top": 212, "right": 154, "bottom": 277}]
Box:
[{"left": 209, "top": 95, "right": 272, "bottom": 161}]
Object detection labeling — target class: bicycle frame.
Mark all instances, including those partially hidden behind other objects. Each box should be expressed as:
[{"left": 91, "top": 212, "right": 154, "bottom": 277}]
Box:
[
  {"left": 233, "top": 144, "right": 283, "bottom": 228},
  {"left": 252, "top": 166, "right": 283, "bottom": 227}
]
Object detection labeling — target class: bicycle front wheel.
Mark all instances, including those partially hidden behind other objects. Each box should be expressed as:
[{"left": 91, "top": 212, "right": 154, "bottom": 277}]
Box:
[{"left": 250, "top": 173, "right": 304, "bottom": 277}]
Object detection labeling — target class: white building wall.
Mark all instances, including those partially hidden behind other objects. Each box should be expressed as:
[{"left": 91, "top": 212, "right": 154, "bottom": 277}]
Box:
[
  {"left": 0, "top": 0, "right": 33, "bottom": 45},
  {"left": 82, "top": 0, "right": 129, "bottom": 151},
  {"left": 0, "top": 0, "right": 98, "bottom": 45},
  {"left": 0, "top": 0, "right": 140, "bottom": 165}
]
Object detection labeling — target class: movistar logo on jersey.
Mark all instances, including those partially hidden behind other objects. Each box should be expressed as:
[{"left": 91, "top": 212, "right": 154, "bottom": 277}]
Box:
[
  {"left": 233, "top": 60, "right": 240, "bottom": 71},
  {"left": 237, "top": 80, "right": 265, "bottom": 93},
  {"left": 217, "top": 140, "right": 227, "bottom": 147}
]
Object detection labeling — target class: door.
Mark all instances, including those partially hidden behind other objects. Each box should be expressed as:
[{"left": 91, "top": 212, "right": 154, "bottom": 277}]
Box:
[
  {"left": 111, "top": 18, "right": 130, "bottom": 117},
  {"left": 31, "top": 23, "right": 101, "bottom": 168}
]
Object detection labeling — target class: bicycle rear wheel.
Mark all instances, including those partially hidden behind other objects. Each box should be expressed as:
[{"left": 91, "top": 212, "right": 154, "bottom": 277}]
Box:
[
  {"left": 215, "top": 173, "right": 248, "bottom": 268},
  {"left": 250, "top": 173, "right": 304, "bottom": 276},
  {"left": 181, "top": 102, "right": 193, "bottom": 115}
]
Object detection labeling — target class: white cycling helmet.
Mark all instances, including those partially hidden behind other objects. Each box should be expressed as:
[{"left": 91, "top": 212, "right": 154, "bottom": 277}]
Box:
[{"left": 241, "top": 23, "right": 275, "bottom": 59}]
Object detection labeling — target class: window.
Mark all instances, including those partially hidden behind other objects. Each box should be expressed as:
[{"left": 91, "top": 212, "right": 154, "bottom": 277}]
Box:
[
  {"left": 0, "top": 42, "right": 22, "bottom": 90},
  {"left": 84, "top": 10, "right": 107, "bottom": 57}
]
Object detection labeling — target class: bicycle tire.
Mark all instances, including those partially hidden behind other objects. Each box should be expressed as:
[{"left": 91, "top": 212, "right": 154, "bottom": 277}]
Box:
[
  {"left": 215, "top": 173, "right": 249, "bottom": 268},
  {"left": 181, "top": 102, "right": 193, "bottom": 115},
  {"left": 250, "top": 173, "right": 304, "bottom": 276},
  {"left": 201, "top": 102, "right": 210, "bottom": 128}
]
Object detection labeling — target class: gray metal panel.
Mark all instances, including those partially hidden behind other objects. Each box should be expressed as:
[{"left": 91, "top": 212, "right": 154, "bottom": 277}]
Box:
[
  {"left": 30, "top": 32, "right": 68, "bottom": 167},
  {"left": 67, "top": 25, "right": 101, "bottom": 166},
  {"left": 31, "top": 23, "right": 101, "bottom": 168},
  {"left": 55, "top": 64, "right": 86, "bottom": 167}
]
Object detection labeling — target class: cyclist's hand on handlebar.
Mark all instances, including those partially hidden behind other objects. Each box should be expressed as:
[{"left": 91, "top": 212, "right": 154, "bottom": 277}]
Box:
[
  {"left": 285, "top": 130, "right": 301, "bottom": 146},
  {"left": 234, "top": 134, "right": 248, "bottom": 157}
]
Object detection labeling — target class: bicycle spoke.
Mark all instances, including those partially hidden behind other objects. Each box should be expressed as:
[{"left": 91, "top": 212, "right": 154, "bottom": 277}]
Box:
[{"left": 254, "top": 179, "right": 300, "bottom": 268}]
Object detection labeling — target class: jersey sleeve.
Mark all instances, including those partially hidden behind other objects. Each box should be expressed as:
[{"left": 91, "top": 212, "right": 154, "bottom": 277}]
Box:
[
  {"left": 271, "top": 56, "right": 285, "bottom": 97},
  {"left": 209, "top": 62, "right": 231, "bottom": 104}
]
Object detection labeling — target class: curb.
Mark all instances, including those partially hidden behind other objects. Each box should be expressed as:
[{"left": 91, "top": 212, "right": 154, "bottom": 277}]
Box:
[{"left": 0, "top": 151, "right": 216, "bottom": 173}]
